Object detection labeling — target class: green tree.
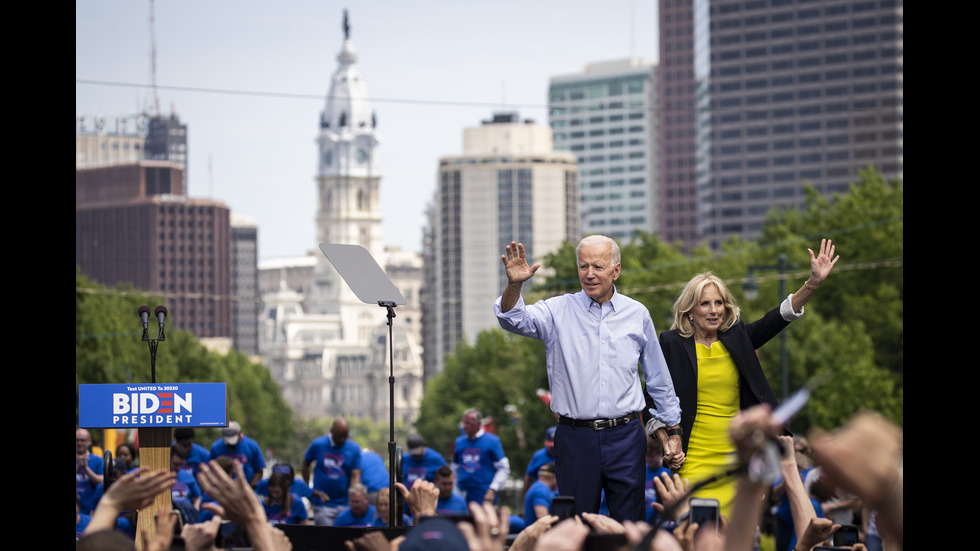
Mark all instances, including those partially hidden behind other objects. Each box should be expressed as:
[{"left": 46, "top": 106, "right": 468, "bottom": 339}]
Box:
[
  {"left": 415, "top": 330, "right": 551, "bottom": 478},
  {"left": 751, "top": 168, "right": 903, "bottom": 427},
  {"left": 76, "top": 269, "right": 294, "bottom": 452},
  {"left": 756, "top": 168, "right": 903, "bottom": 378}
]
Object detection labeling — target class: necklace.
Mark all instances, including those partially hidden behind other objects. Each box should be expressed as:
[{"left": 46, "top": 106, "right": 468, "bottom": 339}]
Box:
[{"left": 695, "top": 332, "right": 718, "bottom": 347}]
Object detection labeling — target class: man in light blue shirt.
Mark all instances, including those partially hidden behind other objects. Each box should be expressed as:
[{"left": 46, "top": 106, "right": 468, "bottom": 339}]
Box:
[{"left": 494, "top": 235, "right": 684, "bottom": 522}]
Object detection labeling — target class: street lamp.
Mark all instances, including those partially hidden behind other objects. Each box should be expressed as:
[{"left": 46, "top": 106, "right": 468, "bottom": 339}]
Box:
[{"left": 743, "top": 254, "right": 794, "bottom": 399}]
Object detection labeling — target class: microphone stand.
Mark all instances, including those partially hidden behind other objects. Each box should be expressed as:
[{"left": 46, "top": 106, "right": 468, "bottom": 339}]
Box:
[
  {"left": 136, "top": 305, "right": 169, "bottom": 550},
  {"left": 141, "top": 306, "right": 167, "bottom": 384}
]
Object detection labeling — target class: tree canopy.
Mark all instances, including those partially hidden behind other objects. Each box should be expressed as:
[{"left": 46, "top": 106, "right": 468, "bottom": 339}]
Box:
[{"left": 75, "top": 268, "right": 294, "bottom": 453}]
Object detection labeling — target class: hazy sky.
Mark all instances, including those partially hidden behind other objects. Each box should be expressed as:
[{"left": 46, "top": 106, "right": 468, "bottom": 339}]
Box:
[{"left": 76, "top": 1, "right": 659, "bottom": 262}]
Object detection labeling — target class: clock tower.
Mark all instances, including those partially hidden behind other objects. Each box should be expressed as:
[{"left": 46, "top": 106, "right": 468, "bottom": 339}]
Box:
[{"left": 310, "top": 10, "right": 383, "bottom": 332}]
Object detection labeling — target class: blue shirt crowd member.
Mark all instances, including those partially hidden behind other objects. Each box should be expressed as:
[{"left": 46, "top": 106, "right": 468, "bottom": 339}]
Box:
[
  {"left": 303, "top": 418, "right": 362, "bottom": 526},
  {"left": 451, "top": 409, "right": 510, "bottom": 504},
  {"left": 210, "top": 421, "right": 266, "bottom": 487},
  {"left": 402, "top": 434, "right": 447, "bottom": 490}
]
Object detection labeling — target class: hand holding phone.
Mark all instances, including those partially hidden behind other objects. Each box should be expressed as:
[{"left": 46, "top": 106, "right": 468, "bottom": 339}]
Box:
[
  {"left": 550, "top": 495, "right": 576, "bottom": 521},
  {"left": 688, "top": 498, "right": 720, "bottom": 534}
]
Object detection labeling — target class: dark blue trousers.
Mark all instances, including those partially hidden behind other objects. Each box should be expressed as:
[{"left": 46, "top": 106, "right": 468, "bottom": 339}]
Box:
[{"left": 554, "top": 417, "right": 646, "bottom": 522}]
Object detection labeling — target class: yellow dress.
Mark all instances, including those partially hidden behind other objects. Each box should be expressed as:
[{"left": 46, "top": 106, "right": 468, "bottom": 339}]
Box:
[{"left": 677, "top": 341, "right": 739, "bottom": 520}]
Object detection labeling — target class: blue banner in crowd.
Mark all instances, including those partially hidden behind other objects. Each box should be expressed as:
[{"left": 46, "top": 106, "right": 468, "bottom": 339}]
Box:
[{"left": 78, "top": 383, "right": 227, "bottom": 428}]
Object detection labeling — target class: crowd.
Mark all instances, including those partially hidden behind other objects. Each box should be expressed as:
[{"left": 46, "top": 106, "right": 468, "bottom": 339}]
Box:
[
  {"left": 76, "top": 235, "right": 902, "bottom": 551},
  {"left": 76, "top": 406, "right": 902, "bottom": 551}
]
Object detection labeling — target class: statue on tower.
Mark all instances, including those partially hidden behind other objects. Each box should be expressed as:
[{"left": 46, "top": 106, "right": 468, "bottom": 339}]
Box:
[{"left": 343, "top": 9, "right": 350, "bottom": 40}]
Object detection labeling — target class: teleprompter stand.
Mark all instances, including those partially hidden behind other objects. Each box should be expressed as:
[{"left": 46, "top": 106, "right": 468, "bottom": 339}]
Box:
[{"left": 319, "top": 243, "right": 407, "bottom": 527}]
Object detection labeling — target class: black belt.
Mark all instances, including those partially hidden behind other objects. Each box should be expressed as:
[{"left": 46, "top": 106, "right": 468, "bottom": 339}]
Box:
[{"left": 558, "top": 412, "right": 640, "bottom": 431}]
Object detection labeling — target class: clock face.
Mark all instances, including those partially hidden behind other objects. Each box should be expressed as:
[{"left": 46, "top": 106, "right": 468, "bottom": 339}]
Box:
[{"left": 356, "top": 148, "right": 368, "bottom": 164}]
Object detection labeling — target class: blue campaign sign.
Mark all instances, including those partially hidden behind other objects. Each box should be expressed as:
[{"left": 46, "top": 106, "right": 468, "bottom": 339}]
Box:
[{"left": 78, "top": 383, "right": 227, "bottom": 429}]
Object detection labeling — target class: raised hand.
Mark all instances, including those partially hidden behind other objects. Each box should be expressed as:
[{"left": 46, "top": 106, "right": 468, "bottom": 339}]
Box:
[
  {"left": 652, "top": 472, "right": 692, "bottom": 522},
  {"left": 807, "top": 238, "right": 840, "bottom": 286},
  {"left": 394, "top": 480, "right": 438, "bottom": 518},
  {"left": 501, "top": 241, "right": 541, "bottom": 284}
]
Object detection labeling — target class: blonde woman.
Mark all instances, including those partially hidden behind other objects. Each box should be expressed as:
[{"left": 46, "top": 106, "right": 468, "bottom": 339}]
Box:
[{"left": 659, "top": 239, "right": 838, "bottom": 519}]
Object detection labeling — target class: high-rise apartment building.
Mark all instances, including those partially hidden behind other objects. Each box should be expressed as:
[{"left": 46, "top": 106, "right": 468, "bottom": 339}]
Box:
[
  {"left": 658, "top": 0, "right": 700, "bottom": 250},
  {"left": 549, "top": 60, "right": 659, "bottom": 243},
  {"left": 146, "top": 113, "right": 189, "bottom": 190},
  {"left": 231, "top": 214, "right": 259, "bottom": 356},
  {"left": 660, "top": 0, "right": 903, "bottom": 249},
  {"left": 424, "top": 112, "right": 579, "bottom": 376}
]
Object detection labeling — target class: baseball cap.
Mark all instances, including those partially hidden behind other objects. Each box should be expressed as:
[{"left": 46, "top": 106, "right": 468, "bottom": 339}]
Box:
[
  {"left": 222, "top": 421, "right": 242, "bottom": 445},
  {"left": 544, "top": 426, "right": 556, "bottom": 447},
  {"left": 407, "top": 434, "right": 426, "bottom": 456},
  {"left": 400, "top": 516, "right": 469, "bottom": 551}
]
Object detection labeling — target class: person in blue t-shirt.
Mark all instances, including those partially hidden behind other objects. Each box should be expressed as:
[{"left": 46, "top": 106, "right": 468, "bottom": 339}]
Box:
[
  {"left": 372, "top": 486, "right": 412, "bottom": 526},
  {"left": 451, "top": 409, "right": 510, "bottom": 504},
  {"left": 256, "top": 463, "right": 314, "bottom": 503},
  {"left": 174, "top": 427, "right": 212, "bottom": 476},
  {"left": 523, "top": 462, "right": 558, "bottom": 523},
  {"left": 76, "top": 429, "right": 104, "bottom": 515},
  {"left": 333, "top": 483, "right": 376, "bottom": 527},
  {"left": 171, "top": 445, "right": 202, "bottom": 525},
  {"left": 210, "top": 421, "right": 266, "bottom": 488},
  {"left": 402, "top": 434, "right": 447, "bottom": 491},
  {"left": 644, "top": 436, "right": 671, "bottom": 524},
  {"left": 433, "top": 465, "right": 468, "bottom": 516},
  {"left": 303, "top": 418, "right": 363, "bottom": 526},
  {"left": 262, "top": 472, "right": 309, "bottom": 525},
  {"left": 359, "top": 448, "right": 390, "bottom": 505},
  {"left": 523, "top": 426, "right": 558, "bottom": 497}
]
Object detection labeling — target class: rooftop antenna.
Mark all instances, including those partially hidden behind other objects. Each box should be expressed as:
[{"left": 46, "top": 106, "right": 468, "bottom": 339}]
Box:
[{"left": 149, "top": 0, "right": 161, "bottom": 115}]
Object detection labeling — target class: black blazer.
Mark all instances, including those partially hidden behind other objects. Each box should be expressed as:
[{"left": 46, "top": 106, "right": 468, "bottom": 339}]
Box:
[{"left": 658, "top": 305, "right": 789, "bottom": 453}]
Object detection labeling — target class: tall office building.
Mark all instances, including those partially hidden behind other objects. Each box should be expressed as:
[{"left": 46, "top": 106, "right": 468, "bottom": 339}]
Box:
[
  {"left": 146, "top": 113, "right": 189, "bottom": 190},
  {"left": 660, "top": 0, "right": 903, "bottom": 250},
  {"left": 424, "top": 112, "right": 579, "bottom": 376},
  {"left": 658, "top": 0, "right": 700, "bottom": 250},
  {"left": 260, "top": 12, "right": 424, "bottom": 425},
  {"left": 231, "top": 214, "right": 259, "bottom": 356},
  {"left": 76, "top": 161, "right": 233, "bottom": 342},
  {"left": 549, "top": 59, "right": 659, "bottom": 242}
]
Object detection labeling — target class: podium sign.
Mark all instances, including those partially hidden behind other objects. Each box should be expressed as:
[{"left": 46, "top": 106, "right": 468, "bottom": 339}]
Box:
[{"left": 78, "top": 383, "right": 227, "bottom": 428}]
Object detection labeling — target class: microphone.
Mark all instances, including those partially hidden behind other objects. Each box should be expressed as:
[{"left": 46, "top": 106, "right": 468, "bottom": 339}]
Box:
[
  {"left": 154, "top": 306, "right": 168, "bottom": 328},
  {"left": 138, "top": 306, "right": 151, "bottom": 330}
]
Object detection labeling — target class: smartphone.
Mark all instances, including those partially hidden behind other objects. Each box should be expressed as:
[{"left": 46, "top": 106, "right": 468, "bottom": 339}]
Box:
[
  {"left": 688, "top": 498, "right": 720, "bottom": 534},
  {"left": 550, "top": 495, "right": 576, "bottom": 521},
  {"left": 833, "top": 524, "right": 859, "bottom": 547}
]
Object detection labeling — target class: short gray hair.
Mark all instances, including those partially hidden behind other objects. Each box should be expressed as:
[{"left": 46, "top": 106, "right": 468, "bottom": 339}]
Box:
[{"left": 576, "top": 235, "right": 621, "bottom": 266}]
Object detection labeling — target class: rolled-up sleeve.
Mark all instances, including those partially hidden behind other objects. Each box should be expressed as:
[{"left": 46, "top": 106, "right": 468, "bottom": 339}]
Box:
[{"left": 641, "top": 317, "right": 682, "bottom": 426}]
